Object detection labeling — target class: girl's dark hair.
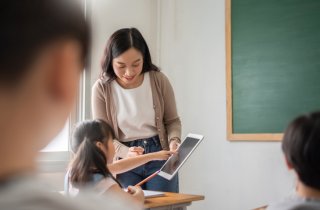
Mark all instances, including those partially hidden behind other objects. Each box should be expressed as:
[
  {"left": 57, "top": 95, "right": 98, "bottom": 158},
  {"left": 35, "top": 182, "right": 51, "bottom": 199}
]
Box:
[
  {"left": 101, "top": 27, "right": 159, "bottom": 80},
  {"left": 282, "top": 111, "right": 320, "bottom": 190},
  {"left": 70, "top": 119, "right": 120, "bottom": 188},
  {"left": 0, "top": 0, "right": 90, "bottom": 86}
]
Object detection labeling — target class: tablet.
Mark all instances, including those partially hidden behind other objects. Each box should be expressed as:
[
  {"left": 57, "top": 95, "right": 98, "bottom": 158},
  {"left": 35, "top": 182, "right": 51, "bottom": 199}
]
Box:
[{"left": 158, "top": 133, "right": 204, "bottom": 180}]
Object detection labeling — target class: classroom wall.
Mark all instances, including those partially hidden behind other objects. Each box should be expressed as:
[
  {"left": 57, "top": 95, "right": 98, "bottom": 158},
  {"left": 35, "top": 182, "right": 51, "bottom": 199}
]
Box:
[
  {"left": 158, "top": 0, "right": 295, "bottom": 209},
  {"left": 87, "top": 0, "right": 296, "bottom": 209}
]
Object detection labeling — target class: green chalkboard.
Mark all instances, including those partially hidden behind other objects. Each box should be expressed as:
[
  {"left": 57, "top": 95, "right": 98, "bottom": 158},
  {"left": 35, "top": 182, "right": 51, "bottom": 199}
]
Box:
[{"left": 226, "top": 0, "right": 320, "bottom": 140}]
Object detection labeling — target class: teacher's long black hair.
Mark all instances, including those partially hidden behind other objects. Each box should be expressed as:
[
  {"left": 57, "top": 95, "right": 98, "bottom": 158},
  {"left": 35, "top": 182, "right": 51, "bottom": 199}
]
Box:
[{"left": 101, "top": 27, "right": 159, "bottom": 81}]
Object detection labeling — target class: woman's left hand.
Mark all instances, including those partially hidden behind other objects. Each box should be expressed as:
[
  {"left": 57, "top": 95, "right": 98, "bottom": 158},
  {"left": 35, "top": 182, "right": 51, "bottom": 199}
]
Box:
[{"left": 169, "top": 139, "right": 180, "bottom": 152}]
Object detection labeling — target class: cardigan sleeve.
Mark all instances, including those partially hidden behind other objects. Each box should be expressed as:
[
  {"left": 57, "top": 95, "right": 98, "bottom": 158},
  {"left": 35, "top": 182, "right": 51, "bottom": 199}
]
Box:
[
  {"left": 159, "top": 72, "right": 182, "bottom": 142},
  {"left": 92, "top": 80, "right": 129, "bottom": 158},
  {"left": 92, "top": 80, "right": 109, "bottom": 122}
]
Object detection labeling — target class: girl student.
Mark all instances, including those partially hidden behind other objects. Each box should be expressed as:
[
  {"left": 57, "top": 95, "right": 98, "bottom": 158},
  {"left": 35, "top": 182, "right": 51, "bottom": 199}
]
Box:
[
  {"left": 92, "top": 27, "right": 181, "bottom": 192},
  {"left": 68, "top": 119, "right": 174, "bottom": 207}
]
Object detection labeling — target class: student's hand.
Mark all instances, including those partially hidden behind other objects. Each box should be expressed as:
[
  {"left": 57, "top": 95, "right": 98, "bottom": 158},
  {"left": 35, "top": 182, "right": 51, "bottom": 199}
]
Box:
[
  {"left": 150, "top": 150, "right": 175, "bottom": 160},
  {"left": 127, "top": 185, "right": 144, "bottom": 203},
  {"left": 127, "top": 146, "right": 144, "bottom": 157},
  {"left": 169, "top": 139, "right": 181, "bottom": 152}
]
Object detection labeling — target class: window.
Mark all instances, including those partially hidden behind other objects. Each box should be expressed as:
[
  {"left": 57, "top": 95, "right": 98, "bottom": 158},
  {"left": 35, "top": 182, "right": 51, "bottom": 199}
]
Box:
[
  {"left": 38, "top": 0, "right": 88, "bottom": 172},
  {"left": 41, "top": 120, "right": 70, "bottom": 152},
  {"left": 39, "top": 70, "right": 86, "bottom": 154}
]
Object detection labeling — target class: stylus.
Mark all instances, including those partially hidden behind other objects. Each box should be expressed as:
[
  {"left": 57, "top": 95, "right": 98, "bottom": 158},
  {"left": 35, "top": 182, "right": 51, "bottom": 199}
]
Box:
[{"left": 135, "top": 170, "right": 160, "bottom": 186}]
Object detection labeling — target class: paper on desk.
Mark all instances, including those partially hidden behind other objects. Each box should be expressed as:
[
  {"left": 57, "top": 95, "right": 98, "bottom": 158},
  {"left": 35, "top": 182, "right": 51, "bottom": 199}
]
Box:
[{"left": 143, "top": 190, "right": 165, "bottom": 198}]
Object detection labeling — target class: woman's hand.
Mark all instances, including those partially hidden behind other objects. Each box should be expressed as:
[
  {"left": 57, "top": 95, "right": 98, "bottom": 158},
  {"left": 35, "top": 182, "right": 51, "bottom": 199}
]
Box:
[
  {"left": 127, "top": 185, "right": 144, "bottom": 203},
  {"left": 149, "top": 150, "right": 174, "bottom": 160},
  {"left": 127, "top": 146, "right": 144, "bottom": 157},
  {"left": 169, "top": 139, "right": 181, "bottom": 152}
]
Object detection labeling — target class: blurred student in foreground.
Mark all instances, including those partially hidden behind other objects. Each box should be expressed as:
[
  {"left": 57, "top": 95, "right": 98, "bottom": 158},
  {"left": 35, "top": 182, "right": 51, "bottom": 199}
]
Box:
[
  {"left": 267, "top": 111, "right": 320, "bottom": 210},
  {"left": 0, "top": 0, "right": 138, "bottom": 209}
]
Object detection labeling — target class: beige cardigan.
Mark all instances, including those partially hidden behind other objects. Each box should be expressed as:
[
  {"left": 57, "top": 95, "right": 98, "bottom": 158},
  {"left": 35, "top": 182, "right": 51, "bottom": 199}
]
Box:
[{"left": 92, "top": 71, "right": 181, "bottom": 158}]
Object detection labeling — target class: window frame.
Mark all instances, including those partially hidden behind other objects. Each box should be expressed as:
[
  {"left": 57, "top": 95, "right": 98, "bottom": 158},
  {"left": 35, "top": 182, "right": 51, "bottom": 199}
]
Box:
[
  {"left": 37, "top": 0, "right": 90, "bottom": 173},
  {"left": 37, "top": 70, "right": 87, "bottom": 173}
]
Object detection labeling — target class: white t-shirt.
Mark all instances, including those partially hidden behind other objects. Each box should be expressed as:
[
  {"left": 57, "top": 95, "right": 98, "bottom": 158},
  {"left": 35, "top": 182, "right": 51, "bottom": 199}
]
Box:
[
  {"left": 112, "top": 72, "right": 157, "bottom": 141},
  {"left": 68, "top": 173, "right": 117, "bottom": 196},
  {"left": 0, "top": 175, "right": 137, "bottom": 210}
]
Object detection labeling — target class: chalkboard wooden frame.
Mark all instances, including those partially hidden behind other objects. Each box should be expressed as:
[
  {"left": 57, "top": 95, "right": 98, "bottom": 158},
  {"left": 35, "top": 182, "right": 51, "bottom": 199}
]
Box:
[
  {"left": 226, "top": 0, "right": 320, "bottom": 141},
  {"left": 226, "top": 0, "right": 283, "bottom": 141}
]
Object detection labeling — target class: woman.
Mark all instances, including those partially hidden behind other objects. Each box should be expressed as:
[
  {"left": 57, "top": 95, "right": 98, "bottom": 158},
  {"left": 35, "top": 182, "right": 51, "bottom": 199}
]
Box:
[{"left": 92, "top": 28, "right": 181, "bottom": 192}]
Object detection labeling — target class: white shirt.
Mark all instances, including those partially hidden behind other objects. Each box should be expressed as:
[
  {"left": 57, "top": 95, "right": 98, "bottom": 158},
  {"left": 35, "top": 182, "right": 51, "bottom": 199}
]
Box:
[
  {"left": 112, "top": 72, "right": 157, "bottom": 141},
  {"left": 68, "top": 173, "right": 117, "bottom": 196},
  {"left": 0, "top": 175, "right": 137, "bottom": 210}
]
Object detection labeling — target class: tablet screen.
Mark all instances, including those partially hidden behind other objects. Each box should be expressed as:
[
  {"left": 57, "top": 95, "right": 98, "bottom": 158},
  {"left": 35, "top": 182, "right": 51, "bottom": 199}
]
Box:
[{"left": 160, "top": 136, "right": 201, "bottom": 175}]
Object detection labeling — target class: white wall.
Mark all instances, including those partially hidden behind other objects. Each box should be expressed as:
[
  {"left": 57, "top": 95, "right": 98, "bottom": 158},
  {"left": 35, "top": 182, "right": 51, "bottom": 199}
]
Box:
[
  {"left": 88, "top": 0, "right": 296, "bottom": 209},
  {"left": 158, "top": 0, "right": 295, "bottom": 209}
]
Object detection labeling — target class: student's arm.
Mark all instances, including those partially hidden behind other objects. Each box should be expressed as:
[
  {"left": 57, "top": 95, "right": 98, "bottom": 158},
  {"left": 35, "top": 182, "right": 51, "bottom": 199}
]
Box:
[
  {"left": 105, "top": 184, "right": 144, "bottom": 209},
  {"left": 108, "top": 150, "right": 173, "bottom": 175}
]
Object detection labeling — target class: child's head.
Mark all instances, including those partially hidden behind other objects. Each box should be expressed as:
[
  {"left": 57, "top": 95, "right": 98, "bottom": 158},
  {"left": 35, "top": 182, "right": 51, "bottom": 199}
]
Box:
[
  {"left": 70, "top": 119, "right": 115, "bottom": 186},
  {"left": 0, "top": 0, "right": 89, "bottom": 174},
  {"left": 282, "top": 111, "right": 320, "bottom": 190},
  {"left": 101, "top": 28, "right": 159, "bottom": 82}
]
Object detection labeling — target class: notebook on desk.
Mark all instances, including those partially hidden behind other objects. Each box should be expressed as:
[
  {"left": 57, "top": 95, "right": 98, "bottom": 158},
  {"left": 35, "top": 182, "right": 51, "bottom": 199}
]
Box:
[{"left": 143, "top": 190, "right": 165, "bottom": 198}]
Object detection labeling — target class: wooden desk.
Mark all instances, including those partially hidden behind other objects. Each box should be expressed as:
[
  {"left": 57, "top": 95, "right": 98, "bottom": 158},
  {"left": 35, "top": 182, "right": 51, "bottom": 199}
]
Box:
[
  {"left": 252, "top": 205, "right": 267, "bottom": 210},
  {"left": 144, "top": 192, "right": 204, "bottom": 210}
]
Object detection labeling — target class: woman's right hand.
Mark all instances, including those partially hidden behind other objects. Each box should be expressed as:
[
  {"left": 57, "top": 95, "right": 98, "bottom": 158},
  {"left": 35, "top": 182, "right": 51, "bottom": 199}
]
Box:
[
  {"left": 127, "top": 146, "right": 144, "bottom": 157},
  {"left": 150, "top": 150, "right": 175, "bottom": 160},
  {"left": 127, "top": 185, "right": 144, "bottom": 203}
]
